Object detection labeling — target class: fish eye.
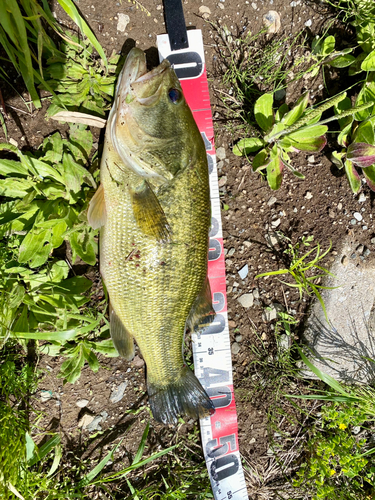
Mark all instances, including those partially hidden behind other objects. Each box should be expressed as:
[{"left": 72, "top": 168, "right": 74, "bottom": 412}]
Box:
[{"left": 168, "top": 88, "right": 181, "bottom": 104}]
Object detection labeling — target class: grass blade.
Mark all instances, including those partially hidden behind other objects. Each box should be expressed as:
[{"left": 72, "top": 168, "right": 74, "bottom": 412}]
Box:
[
  {"left": 132, "top": 422, "right": 149, "bottom": 465},
  {"left": 56, "top": 0, "right": 108, "bottom": 68},
  {"left": 77, "top": 439, "right": 123, "bottom": 488}
]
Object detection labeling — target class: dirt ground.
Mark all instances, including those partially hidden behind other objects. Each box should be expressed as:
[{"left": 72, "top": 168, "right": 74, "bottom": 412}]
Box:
[{"left": 1, "top": 0, "right": 375, "bottom": 497}]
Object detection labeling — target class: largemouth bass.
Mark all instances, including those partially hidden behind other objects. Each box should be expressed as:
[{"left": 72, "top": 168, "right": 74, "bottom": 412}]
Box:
[{"left": 88, "top": 47, "right": 215, "bottom": 424}]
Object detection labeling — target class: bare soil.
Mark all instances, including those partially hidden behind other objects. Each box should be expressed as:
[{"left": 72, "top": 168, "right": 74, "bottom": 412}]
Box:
[{"left": 1, "top": 0, "right": 375, "bottom": 498}]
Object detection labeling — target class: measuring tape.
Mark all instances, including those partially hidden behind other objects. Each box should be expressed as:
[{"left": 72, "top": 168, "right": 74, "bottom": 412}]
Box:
[{"left": 158, "top": 29, "right": 248, "bottom": 500}]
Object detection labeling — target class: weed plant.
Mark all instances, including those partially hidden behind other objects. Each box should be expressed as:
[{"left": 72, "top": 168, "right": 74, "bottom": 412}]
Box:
[{"left": 0, "top": 0, "right": 107, "bottom": 109}]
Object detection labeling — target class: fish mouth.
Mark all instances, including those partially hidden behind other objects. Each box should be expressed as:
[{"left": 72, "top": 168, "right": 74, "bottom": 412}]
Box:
[{"left": 115, "top": 48, "right": 170, "bottom": 106}]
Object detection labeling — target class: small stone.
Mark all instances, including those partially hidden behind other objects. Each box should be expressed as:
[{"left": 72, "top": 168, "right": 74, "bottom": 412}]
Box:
[
  {"left": 231, "top": 342, "right": 240, "bottom": 355},
  {"left": 279, "top": 334, "right": 289, "bottom": 351},
  {"left": 353, "top": 212, "right": 363, "bottom": 221},
  {"left": 304, "top": 19, "right": 312, "bottom": 27},
  {"left": 132, "top": 355, "right": 145, "bottom": 368},
  {"left": 337, "top": 202, "right": 343, "bottom": 210},
  {"left": 359, "top": 193, "right": 367, "bottom": 203},
  {"left": 267, "top": 196, "right": 277, "bottom": 206},
  {"left": 228, "top": 320, "right": 236, "bottom": 328},
  {"left": 263, "top": 10, "right": 281, "bottom": 34},
  {"left": 101, "top": 411, "right": 109, "bottom": 422},
  {"left": 110, "top": 381, "right": 128, "bottom": 403},
  {"left": 274, "top": 89, "right": 286, "bottom": 100},
  {"left": 199, "top": 5, "right": 211, "bottom": 15},
  {"left": 290, "top": 1, "right": 297, "bottom": 6},
  {"left": 216, "top": 147, "right": 226, "bottom": 160},
  {"left": 238, "top": 293, "right": 254, "bottom": 308},
  {"left": 235, "top": 334, "right": 243, "bottom": 342},
  {"left": 9, "top": 138, "right": 18, "bottom": 147},
  {"left": 307, "top": 155, "right": 315, "bottom": 163},
  {"left": 228, "top": 247, "right": 236, "bottom": 256},
  {"left": 251, "top": 2, "right": 257, "bottom": 9},
  {"left": 218, "top": 3, "right": 224, "bottom": 8},
  {"left": 76, "top": 399, "right": 89, "bottom": 408},
  {"left": 87, "top": 415, "right": 103, "bottom": 432},
  {"left": 363, "top": 226, "right": 368, "bottom": 230},
  {"left": 117, "top": 13, "right": 130, "bottom": 32},
  {"left": 328, "top": 209, "right": 335, "bottom": 218},
  {"left": 271, "top": 219, "right": 280, "bottom": 228},
  {"left": 78, "top": 414, "right": 95, "bottom": 428},
  {"left": 265, "top": 232, "right": 280, "bottom": 246},
  {"left": 364, "top": 248, "right": 371, "bottom": 257},
  {"left": 350, "top": 219, "right": 357, "bottom": 225},
  {"left": 40, "top": 390, "right": 53, "bottom": 403},
  {"left": 262, "top": 303, "right": 284, "bottom": 322},
  {"left": 305, "top": 191, "right": 313, "bottom": 200},
  {"left": 238, "top": 264, "right": 248, "bottom": 280},
  {"left": 353, "top": 426, "right": 361, "bottom": 435},
  {"left": 249, "top": 437, "right": 256, "bottom": 444},
  {"left": 371, "top": 237, "right": 375, "bottom": 244},
  {"left": 253, "top": 288, "right": 260, "bottom": 300},
  {"left": 341, "top": 255, "right": 349, "bottom": 266},
  {"left": 218, "top": 175, "right": 227, "bottom": 187},
  {"left": 356, "top": 244, "right": 364, "bottom": 254}
]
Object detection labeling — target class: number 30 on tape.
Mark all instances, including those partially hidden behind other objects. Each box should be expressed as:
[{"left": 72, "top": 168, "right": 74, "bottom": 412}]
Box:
[{"left": 157, "top": 30, "right": 248, "bottom": 500}]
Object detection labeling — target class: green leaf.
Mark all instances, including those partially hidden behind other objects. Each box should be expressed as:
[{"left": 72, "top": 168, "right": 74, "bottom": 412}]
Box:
[
  {"left": 232, "top": 137, "right": 264, "bottom": 156},
  {"left": 252, "top": 149, "right": 269, "bottom": 171},
  {"left": 361, "top": 49, "right": 375, "bottom": 71},
  {"left": 321, "top": 35, "right": 335, "bottom": 56},
  {"left": 363, "top": 164, "right": 375, "bottom": 191},
  {"left": 19, "top": 229, "right": 50, "bottom": 264},
  {"left": 354, "top": 120, "right": 375, "bottom": 145},
  {"left": 282, "top": 93, "right": 309, "bottom": 127},
  {"left": 28, "top": 435, "right": 61, "bottom": 467},
  {"left": 69, "top": 229, "right": 97, "bottom": 266},
  {"left": 344, "top": 159, "right": 361, "bottom": 194},
  {"left": 132, "top": 423, "right": 149, "bottom": 465},
  {"left": 275, "top": 103, "right": 289, "bottom": 122},
  {"left": 254, "top": 93, "right": 274, "bottom": 132},
  {"left": 0, "top": 158, "right": 29, "bottom": 176},
  {"left": 355, "top": 81, "right": 375, "bottom": 121},
  {"left": 331, "top": 151, "right": 345, "bottom": 169},
  {"left": 329, "top": 54, "right": 356, "bottom": 68},
  {"left": 83, "top": 345, "right": 100, "bottom": 372},
  {"left": 266, "top": 148, "right": 283, "bottom": 190},
  {"left": 349, "top": 52, "right": 367, "bottom": 76},
  {"left": 0, "top": 178, "right": 34, "bottom": 198},
  {"left": 287, "top": 125, "right": 328, "bottom": 141},
  {"left": 51, "top": 220, "right": 67, "bottom": 248},
  {"left": 58, "top": 346, "right": 85, "bottom": 383},
  {"left": 49, "top": 260, "right": 69, "bottom": 282},
  {"left": 67, "top": 124, "right": 93, "bottom": 162}
]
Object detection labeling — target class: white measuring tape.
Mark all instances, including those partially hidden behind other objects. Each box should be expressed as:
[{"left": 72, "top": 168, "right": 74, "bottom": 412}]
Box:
[{"left": 158, "top": 30, "right": 248, "bottom": 500}]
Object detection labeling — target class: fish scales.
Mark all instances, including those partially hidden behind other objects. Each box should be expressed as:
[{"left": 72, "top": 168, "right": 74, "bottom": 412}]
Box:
[{"left": 89, "top": 48, "right": 215, "bottom": 423}]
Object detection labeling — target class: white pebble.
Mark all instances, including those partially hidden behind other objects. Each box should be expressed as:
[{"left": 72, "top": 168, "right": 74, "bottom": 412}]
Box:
[
  {"left": 117, "top": 13, "right": 130, "bottom": 32},
  {"left": 238, "top": 264, "right": 249, "bottom": 280},
  {"left": 305, "top": 19, "right": 312, "bottom": 27},
  {"left": 353, "top": 212, "right": 363, "bottom": 221}
]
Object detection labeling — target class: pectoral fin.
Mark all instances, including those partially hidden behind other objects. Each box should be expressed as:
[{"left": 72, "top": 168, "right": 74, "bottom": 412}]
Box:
[
  {"left": 110, "top": 307, "right": 135, "bottom": 360},
  {"left": 130, "top": 180, "right": 171, "bottom": 243},
  {"left": 186, "top": 275, "right": 216, "bottom": 333},
  {"left": 87, "top": 184, "right": 107, "bottom": 229}
]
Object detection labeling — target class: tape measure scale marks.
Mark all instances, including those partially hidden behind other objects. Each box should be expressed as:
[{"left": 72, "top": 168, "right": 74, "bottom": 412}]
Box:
[{"left": 158, "top": 30, "right": 249, "bottom": 500}]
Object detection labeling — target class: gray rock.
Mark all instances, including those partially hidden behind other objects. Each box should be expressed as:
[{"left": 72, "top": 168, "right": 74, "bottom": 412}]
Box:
[
  {"left": 110, "top": 381, "right": 128, "bottom": 403},
  {"left": 267, "top": 196, "right": 277, "bottom": 206},
  {"left": 40, "top": 390, "right": 53, "bottom": 402},
  {"left": 117, "top": 13, "right": 130, "bottom": 32},
  {"left": 231, "top": 342, "right": 240, "bottom": 355},
  {"left": 235, "top": 334, "right": 243, "bottom": 342},
  {"left": 265, "top": 232, "right": 281, "bottom": 247},
  {"left": 262, "top": 303, "right": 284, "bottom": 322},
  {"left": 238, "top": 264, "right": 248, "bottom": 280},
  {"left": 302, "top": 235, "right": 375, "bottom": 383},
  {"left": 216, "top": 147, "right": 226, "bottom": 160},
  {"left": 228, "top": 247, "right": 236, "bottom": 256},
  {"left": 253, "top": 288, "right": 260, "bottom": 300},
  {"left": 76, "top": 399, "right": 89, "bottom": 408},
  {"left": 237, "top": 293, "right": 254, "bottom": 308},
  {"left": 353, "top": 212, "right": 363, "bottom": 221},
  {"left": 78, "top": 414, "right": 94, "bottom": 428},
  {"left": 86, "top": 415, "right": 103, "bottom": 432}
]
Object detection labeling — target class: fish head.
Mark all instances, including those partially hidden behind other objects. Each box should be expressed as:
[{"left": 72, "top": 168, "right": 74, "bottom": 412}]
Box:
[{"left": 108, "top": 48, "right": 202, "bottom": 181}]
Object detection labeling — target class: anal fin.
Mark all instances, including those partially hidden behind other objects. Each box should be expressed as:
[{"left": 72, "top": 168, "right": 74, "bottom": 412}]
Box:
[
  {"left": 110, "top": 306, "right": 135, "bottom": 360},
  {"left": 186, "top": 275, "right": 216, "bottom": 333},
  {"left": 130, "top": 180, "right": 171, "bottom": 243},
  {"left": 88, "top": 184, "right": 107, "bottom": 229}
]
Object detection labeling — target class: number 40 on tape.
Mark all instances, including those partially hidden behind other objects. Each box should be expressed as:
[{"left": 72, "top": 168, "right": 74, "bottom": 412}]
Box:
[{"left": 157, "top": 30, "right": 249, "bottom": 500}]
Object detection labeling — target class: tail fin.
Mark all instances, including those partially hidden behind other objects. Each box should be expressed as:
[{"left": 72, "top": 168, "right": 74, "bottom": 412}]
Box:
[{"left": 147, "top": 365, "right": 214, "bottom": 425}]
